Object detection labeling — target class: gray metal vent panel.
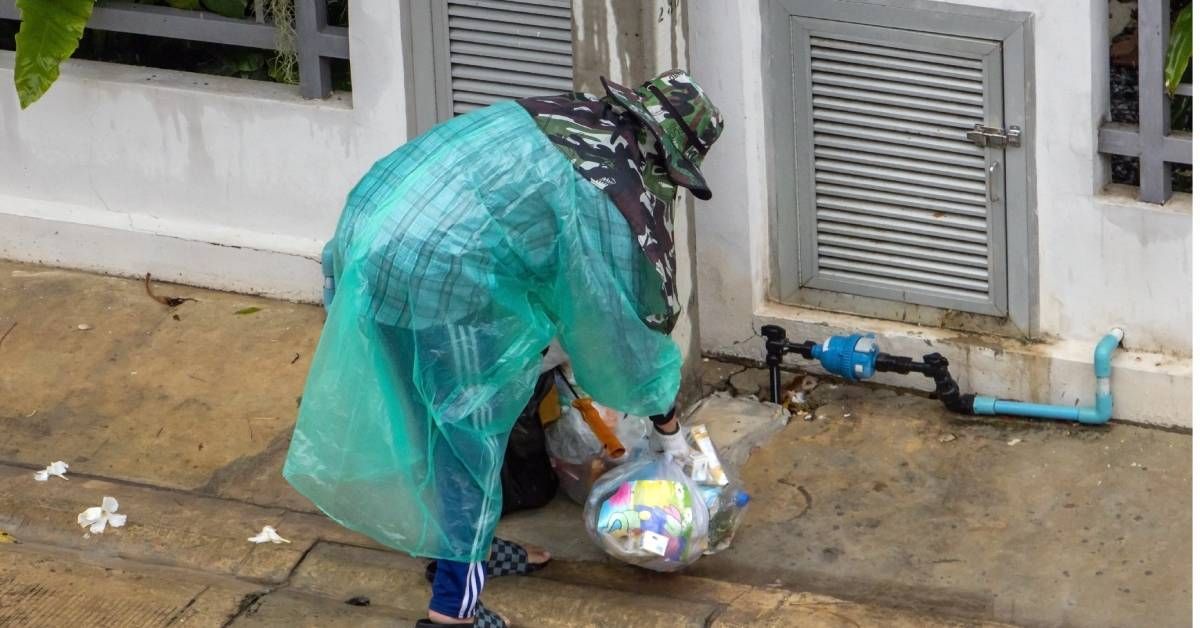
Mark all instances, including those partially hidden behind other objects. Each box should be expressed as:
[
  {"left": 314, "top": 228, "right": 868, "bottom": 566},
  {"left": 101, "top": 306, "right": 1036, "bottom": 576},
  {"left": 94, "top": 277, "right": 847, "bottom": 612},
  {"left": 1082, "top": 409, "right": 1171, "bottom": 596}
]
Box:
[
  {"left": 791, "top": 17, "right": 1008, "bottom": 314},
  {"left": 437, "top": 0, "right": 574, "bottom": 116}
]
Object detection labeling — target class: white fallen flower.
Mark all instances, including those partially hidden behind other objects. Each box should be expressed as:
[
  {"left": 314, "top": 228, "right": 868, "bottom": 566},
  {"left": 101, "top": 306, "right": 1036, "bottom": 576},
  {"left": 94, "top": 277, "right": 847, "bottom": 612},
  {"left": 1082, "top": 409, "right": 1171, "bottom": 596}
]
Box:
[
  {"left": 77, "top": 496, "right": 127, "bottom": 534},
  {"left": 34, "top": 461, "right": 69, "bottom": 482},
  {"left": 248, "top": 525, "right": 290, "bottom": 544},
  {"left": 1007, "top": 438, "right": 1022, "bottom": 446}
]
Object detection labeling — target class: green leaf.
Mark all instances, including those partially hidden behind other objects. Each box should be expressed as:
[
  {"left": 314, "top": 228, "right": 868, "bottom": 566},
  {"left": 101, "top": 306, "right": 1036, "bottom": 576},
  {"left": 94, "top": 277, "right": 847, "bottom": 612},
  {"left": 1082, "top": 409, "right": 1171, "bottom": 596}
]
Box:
[
  {"left": 13, "top": 0, "right": 95, "bottom": 109},
  {"left": 1165, "top": 3, "right": 1192, "bottom": 96},
  {"left": 200, "top": 0, "right": 247, "bottom": 18},
  {"left": 235, "top": 307, "right": 262, "bottom": 315},
  {"left": 231, "top": 51, "right": 265, "bottom": 74},
  {"left": 164, "top": 0, "right": 203, "bottom": 9}
]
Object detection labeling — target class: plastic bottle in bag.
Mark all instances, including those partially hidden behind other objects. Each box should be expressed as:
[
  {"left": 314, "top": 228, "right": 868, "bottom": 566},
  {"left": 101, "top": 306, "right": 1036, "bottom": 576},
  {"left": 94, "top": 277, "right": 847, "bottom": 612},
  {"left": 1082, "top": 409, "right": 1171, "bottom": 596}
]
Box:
[
  {"left": 705, "top": 486, "right": 750, "bottom": 554},
  {"left": 680, "top": 423, "right": 750, "bottom": 556}
]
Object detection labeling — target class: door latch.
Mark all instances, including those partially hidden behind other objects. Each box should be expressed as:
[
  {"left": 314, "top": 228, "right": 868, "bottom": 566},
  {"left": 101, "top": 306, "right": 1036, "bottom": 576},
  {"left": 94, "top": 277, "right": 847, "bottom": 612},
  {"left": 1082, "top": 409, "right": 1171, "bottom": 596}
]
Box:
[{"left": 966, "top": 124, "right": 1022, "bottom": 147}]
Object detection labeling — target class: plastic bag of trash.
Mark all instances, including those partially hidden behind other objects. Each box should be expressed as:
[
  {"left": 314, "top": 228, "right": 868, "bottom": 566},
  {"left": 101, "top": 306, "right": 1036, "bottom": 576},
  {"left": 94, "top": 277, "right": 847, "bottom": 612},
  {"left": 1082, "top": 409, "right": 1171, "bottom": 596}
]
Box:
[
  {"left": 584, "top": 454, "right": 709, "bottom": 572},
  {"left": 546, "top": 408, "right": 609, "bottom": 504},
  {"left": 283, "top": 101, "right": 681, "bottom": 564},
  {"left": 546, "top": 368, "right": 650, "bottom": 503},
  {"left": 547, "top": 405, "right": 649, "bottom": 503}
]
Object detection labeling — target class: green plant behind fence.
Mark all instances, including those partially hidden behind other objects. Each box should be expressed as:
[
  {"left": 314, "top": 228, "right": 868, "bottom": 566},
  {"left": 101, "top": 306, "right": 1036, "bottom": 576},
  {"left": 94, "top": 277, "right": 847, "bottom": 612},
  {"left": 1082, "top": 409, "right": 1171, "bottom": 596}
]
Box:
[
  {"left": 1165, "top": 3, "right": 1192, "bottom": 96},
  {"left": 8, "top": 0, "right": 313, "bottom": 109}
]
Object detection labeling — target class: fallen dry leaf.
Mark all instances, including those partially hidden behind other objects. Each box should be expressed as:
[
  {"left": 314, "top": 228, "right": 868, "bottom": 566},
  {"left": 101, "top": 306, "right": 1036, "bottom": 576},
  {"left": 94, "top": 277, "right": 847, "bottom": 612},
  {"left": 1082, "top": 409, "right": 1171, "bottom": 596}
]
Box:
[{"left": 144, "top": 273, "right": 197, "bottom": 308}]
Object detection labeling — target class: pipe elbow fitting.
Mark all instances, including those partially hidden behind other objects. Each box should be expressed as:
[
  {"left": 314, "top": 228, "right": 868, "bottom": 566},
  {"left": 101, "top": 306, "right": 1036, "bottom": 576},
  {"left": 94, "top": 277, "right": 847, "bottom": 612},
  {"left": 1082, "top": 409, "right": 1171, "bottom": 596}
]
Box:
[
  {"left": 1078, "top": 395, "right": 1113, "bottom": 424},
  {"left": 1093, "top": 328, "right": 1124, "bottom": 378}
]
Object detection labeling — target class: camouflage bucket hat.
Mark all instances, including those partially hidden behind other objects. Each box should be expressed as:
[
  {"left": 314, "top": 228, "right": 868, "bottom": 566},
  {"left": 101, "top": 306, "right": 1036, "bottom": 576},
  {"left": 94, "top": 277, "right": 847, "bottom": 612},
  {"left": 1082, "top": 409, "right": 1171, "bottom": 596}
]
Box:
[{"left": 601, "top": 69, "right": 724, "bottom": 200}]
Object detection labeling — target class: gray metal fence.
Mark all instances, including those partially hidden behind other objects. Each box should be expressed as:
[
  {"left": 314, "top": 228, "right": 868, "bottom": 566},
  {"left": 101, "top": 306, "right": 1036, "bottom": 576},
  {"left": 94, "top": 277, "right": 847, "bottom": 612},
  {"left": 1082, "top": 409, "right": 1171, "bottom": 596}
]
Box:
[
  {"left": 1098, "top": 0, "right": 1192, "bottom": 203},
  {"left": 0, "top": 0, "right": 348, "bottom": 99}
]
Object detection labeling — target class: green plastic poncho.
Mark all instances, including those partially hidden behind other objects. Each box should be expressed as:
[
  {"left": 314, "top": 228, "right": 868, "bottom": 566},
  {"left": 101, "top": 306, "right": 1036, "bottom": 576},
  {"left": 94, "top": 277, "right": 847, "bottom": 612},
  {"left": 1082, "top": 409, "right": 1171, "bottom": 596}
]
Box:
[{"left": 283, "top": 101, "right": 681, "bottom": 562}]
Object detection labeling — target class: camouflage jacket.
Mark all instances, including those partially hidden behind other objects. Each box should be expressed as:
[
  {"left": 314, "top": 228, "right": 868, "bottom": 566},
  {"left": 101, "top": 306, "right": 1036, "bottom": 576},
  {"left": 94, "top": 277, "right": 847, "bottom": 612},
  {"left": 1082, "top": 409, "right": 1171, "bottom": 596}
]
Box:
[{"left": 519, "top": 92, "right": 680, "bottom": 334}]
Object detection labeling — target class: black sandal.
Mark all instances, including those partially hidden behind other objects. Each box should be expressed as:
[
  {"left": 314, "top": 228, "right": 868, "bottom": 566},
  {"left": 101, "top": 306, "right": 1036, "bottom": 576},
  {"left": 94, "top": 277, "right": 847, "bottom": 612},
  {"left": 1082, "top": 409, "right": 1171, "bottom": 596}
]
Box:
[
  {"left": 414, "top": 603, "right": 507, "bottom": 627},
  {"left": 425, "top": 538, "right": 551, "bottom": 583}
]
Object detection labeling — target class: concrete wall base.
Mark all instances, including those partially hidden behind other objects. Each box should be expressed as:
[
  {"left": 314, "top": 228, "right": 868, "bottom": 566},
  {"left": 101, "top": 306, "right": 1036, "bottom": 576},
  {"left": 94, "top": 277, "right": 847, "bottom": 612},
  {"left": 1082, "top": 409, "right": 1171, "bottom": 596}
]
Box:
[{"left": 0, "top": 208, "right": 322, "bottom": 304}]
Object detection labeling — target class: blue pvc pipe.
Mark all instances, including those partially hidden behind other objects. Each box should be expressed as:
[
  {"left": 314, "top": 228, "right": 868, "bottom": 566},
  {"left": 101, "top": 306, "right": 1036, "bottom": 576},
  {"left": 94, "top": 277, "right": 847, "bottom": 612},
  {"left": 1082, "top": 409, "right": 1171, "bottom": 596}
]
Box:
[
  {"left": 1092, "top": 329, "right": 1122, "bottom": 378},
  {"left": 972, "top": 329, "right": 1124, "bottom": 424},
  {"left": 973, "top": 397, "right": 1080, "bottom": 421}
]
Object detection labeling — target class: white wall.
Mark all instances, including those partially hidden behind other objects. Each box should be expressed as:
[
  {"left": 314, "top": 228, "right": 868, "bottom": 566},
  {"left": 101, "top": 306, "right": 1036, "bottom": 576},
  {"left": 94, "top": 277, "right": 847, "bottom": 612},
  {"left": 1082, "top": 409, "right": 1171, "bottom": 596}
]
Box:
[
  {"left": 689, "top": 0, "right": 1192, "bottom": 427},
  {"left": 689, "top": 0, "right": 772, "bottom": 349},
  {"left": 0, "top": 2, "right": 413, "bottom": 301}
]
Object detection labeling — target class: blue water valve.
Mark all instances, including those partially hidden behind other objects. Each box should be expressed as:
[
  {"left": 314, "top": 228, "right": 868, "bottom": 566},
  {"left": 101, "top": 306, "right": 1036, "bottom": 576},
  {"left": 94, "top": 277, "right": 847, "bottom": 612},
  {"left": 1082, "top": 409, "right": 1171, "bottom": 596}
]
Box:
[{"left": 811, "top": 334, "right": 879, "bottom": 381}]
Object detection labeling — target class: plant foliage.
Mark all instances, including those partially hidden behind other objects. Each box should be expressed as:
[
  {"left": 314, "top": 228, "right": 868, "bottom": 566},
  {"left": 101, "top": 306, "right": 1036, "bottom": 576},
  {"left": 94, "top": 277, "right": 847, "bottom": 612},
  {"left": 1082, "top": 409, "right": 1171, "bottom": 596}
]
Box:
[
  {"left": 1165, "top": 3, "right": 1193, "bottom": 95},
  {"left": 12, "top": 0, "right": 94, "bottom": 108}
]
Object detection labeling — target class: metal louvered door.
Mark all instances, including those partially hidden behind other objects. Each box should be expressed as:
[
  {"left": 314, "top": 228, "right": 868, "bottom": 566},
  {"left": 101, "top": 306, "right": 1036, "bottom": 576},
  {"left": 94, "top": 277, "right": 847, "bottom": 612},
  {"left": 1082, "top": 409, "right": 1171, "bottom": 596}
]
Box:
[
  {"left": 791, "top": 18, "right": 1008, "bottom": 316},
  {"left": 431, "top": 0, "right": 574, "bottom": 119}
]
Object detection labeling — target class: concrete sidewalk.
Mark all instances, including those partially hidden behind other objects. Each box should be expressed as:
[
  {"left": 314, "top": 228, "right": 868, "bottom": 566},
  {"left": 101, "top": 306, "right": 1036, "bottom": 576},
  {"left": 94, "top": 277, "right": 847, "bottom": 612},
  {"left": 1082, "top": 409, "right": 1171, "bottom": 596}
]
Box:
[
  {"left": 4, "top": 462, "right": 966, "bottom": 626},
  {"left": 0, "top": 261, "right": 1190, "bottom": 626}
]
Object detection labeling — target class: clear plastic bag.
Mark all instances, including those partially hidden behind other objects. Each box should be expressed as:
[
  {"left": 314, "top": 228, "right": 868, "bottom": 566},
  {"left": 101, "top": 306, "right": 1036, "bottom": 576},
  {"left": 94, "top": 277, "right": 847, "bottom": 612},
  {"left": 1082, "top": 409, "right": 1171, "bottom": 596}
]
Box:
[
  {"left": 603, "top": 406, "right": 651, "bottom": 460},
  {"left": 545, "top": 406, "right": 600, "bottom": 464},
  {"left": 546, "top": 406, "right": 607, "bottom": 503},
  {"left": 547, "top": 405, "right": 650, "bottom": 503},
  {"left": 583, "top": 454, "right": 709, "bottom": 572},
  {"left": 545, "top": 368, "right": 650, "bottom": 504}
]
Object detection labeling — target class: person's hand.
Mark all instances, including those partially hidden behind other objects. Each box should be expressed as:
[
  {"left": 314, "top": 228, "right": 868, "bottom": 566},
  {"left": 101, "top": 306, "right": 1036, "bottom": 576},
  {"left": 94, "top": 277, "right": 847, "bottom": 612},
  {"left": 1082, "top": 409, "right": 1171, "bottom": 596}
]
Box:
[{"left": 651, "top": 410, "right": 691, "bottom": 459}]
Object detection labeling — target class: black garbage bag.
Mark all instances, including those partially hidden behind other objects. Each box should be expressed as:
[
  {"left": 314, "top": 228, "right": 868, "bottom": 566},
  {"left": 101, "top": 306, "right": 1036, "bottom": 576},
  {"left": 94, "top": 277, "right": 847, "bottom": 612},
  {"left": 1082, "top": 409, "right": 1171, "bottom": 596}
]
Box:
[{"left": 500, "top": 369, "right": 559, "bottom": 515}]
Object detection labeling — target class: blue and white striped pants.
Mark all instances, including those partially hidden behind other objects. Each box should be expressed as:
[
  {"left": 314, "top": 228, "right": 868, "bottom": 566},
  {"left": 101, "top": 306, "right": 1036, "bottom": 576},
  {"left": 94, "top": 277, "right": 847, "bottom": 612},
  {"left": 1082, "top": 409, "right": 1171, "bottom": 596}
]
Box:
[{"left": 430, "top": 559, "right": 486, "bottom": 619}]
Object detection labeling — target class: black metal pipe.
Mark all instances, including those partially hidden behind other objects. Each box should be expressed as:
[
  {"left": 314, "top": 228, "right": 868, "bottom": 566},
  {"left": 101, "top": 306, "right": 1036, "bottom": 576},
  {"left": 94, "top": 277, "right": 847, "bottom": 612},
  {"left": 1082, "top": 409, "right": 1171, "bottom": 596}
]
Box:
[
  {"left": 874, "top": 353, "right": 933, "bottom": 376},
  {"left": 762, "top": 325, "right": 816, "bottom": 403},
  {"left": 923, "top": 353, "right": 975, "bottom": 415},
  {"left": 876, "top": 351, "right": 974, "bottom": 414},
  {"left": 763, "top": 325, "right": 786, "bottom": 404}
]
